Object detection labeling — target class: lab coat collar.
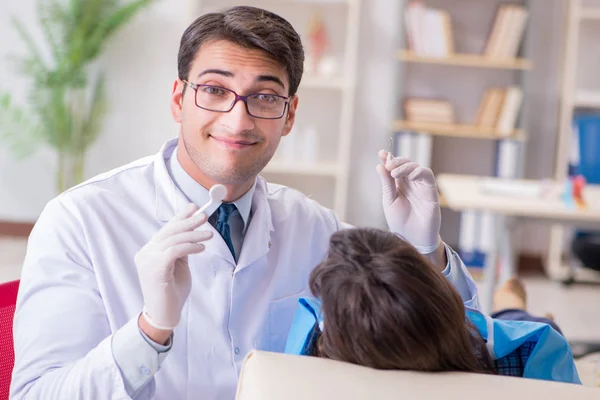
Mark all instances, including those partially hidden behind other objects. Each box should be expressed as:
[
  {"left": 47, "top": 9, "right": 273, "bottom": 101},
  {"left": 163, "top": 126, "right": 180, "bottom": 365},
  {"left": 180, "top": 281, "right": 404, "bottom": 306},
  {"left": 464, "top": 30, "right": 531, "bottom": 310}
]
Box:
[
  {"left": 153, "top": 138, "right": 274, "bottom": 267},
  {"left": 166, "top": 148, "right": 255, "bottom": 232}
]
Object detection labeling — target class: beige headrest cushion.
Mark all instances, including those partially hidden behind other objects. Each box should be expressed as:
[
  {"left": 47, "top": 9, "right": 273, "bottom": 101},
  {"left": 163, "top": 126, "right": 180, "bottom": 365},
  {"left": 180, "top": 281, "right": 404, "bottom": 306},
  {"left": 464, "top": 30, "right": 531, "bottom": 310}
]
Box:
[{"left": 235, "top": 350, "right": 597, "bottom": 400}]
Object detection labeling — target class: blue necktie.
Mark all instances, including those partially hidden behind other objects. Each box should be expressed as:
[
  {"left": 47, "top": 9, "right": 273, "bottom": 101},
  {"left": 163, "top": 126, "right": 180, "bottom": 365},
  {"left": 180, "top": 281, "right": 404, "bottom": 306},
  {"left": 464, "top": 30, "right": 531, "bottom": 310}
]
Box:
[{"left": 216, "top": 203, "right": 237, "bottom": 261}]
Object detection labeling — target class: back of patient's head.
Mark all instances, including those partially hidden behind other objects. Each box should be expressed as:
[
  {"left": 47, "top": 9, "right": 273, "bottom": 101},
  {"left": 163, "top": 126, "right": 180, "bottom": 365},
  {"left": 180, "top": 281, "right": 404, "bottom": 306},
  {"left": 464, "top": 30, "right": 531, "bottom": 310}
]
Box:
[{"left": 309, "top": 228, "right": 493, "bottom": 374}]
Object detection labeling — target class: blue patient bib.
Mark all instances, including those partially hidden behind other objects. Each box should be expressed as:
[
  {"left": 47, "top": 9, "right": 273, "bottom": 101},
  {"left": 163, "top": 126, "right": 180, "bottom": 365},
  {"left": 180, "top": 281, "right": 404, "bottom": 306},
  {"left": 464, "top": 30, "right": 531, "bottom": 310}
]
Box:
[
  {"left": 285, "top": 297, "right": 581, "bottom": 384},
  {"left": 284, "top": 297, "right": 324, "bottom": 355}
]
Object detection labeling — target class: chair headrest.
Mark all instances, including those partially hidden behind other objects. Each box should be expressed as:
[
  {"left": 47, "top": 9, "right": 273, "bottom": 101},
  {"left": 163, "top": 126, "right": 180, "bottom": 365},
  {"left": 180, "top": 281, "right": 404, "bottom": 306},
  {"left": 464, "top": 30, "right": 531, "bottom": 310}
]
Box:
[{"left": 235, "top": 351, "right": 597, "bottom": 400}]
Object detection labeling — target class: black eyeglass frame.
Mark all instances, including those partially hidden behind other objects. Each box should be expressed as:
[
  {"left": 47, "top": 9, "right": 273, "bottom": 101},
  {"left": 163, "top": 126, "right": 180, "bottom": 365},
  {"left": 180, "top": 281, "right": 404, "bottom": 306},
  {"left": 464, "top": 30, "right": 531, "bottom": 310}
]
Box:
[{"left": 183, "top": 80, "right": 290, "bottom": 120}]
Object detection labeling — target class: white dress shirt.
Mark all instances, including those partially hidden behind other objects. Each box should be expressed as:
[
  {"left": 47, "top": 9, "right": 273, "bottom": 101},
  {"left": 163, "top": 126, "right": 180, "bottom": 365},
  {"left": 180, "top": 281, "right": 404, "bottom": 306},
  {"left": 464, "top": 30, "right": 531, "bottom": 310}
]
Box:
[{"left": 10, "top": 138, "right": 480, "bottom": 400}]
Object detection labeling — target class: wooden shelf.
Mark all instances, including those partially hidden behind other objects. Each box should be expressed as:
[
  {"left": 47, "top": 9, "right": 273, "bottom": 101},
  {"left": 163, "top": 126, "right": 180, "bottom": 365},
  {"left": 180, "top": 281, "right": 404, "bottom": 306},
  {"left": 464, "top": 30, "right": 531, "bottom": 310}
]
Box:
[
  {"left": 574, "top": 90, "right": 600, "bottom": 109},
  {"left": 439, "top": 192, "right": 448, "bottom": 208},
  {"left": 579, "top": 8, "right": 600, "bottom": 21},
  {"left": 397, "top": 50, "right": 532, "bottom": 70},
  {"left": 301, "top": 75, "right": 347, "bottom": 90},
  {"left": 392, "top": 120, "right": 525, "bottom": 140},
  {"left": 262, "top": 161, "right": 339, "bottom": 177}
]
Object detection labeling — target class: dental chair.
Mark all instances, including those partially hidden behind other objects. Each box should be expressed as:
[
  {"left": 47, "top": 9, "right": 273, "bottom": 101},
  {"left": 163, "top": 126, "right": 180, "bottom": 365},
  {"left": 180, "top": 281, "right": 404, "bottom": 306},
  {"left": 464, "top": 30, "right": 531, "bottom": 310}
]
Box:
[
  {"left": 235, "top": 351, "right": 598, "bottom": 400},
  {"left": 0, "top": 280, "right": 19, "bottom": 400}
]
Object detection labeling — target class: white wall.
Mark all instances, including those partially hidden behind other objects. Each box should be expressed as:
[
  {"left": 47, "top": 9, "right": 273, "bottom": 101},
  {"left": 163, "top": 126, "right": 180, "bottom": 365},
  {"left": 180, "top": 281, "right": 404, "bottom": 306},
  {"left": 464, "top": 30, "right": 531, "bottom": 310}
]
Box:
[
  {"left": 0, "top": 0, "right": 570, "bottom": 256},
  {"left": 344, "top": 0, "right": 402, "bottom": 230}
]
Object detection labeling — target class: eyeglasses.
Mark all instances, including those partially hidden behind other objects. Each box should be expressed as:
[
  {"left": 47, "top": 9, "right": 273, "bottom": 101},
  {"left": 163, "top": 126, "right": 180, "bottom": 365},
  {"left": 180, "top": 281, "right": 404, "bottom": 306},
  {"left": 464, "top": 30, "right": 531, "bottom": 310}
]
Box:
[{"left": 183, "top": 81, "right": 290, "bottom": 120}]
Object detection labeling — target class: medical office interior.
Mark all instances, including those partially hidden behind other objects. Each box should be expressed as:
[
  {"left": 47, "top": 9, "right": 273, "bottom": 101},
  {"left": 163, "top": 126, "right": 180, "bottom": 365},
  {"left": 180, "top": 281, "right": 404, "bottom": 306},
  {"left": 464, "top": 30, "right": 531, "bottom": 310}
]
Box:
[{"left": 1, "top": 0, "right": 600, "bottom": 394}]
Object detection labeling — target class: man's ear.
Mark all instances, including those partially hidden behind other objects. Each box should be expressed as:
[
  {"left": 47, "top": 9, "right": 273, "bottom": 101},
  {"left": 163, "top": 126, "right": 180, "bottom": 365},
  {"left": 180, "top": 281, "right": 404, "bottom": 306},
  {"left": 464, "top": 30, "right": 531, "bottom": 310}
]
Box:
[
  {"left": 282, "top": 95, "right": 299, "bottom": 137},
  {"left": 170, "top": 79, "right": 185, "bottom": 123}
]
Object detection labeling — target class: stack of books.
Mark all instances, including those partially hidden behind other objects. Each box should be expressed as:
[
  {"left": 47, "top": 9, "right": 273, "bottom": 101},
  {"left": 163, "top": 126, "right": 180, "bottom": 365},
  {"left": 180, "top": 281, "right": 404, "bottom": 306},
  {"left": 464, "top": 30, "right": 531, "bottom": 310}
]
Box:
[
  {"left": 404, "top": 98, "right": 455, "bottom": 124},
  {"left": 393, "top": 131, "right": 433, "bottom": 169},
  {"left": 474, "top": 86, "right": 523, "bottom": 136},
  {"left": 404, "top": 1, "right": 454, "bottom": 58},
  {"left": 484, "top": 4, "right": 529, "bottom": 59}
]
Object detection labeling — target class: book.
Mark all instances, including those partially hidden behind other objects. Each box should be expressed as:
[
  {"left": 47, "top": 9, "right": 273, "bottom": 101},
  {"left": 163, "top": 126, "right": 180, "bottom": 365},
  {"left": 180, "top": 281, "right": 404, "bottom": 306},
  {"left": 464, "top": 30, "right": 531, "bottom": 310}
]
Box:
[
  {"left": 503, "top": 6, "right": 529, "bottom": 58},
  {"left": 440, "top": 10, "right": 454, "bottom": 55},
  {"left": 405, "top": 1, "right": 427, "bottom": 54},
  {"left": 458, "top": 210, "right": 486, "bottom": 274},
  {"left": 475, "top": 88, "right": 506, "bottom": 129},
  {"left": 404, "top": 1, "right": 454, "bottom": 57},
  {"left": 484, "top": 5, "right": 510, "bottom": 58},
  {"left": 394, "top": 131, "right": 415, "bottom": 160},
  {"left": 495, "top": 139, "right": 521, "bottom": 178},
  {"left": 484, "top": 4, "right": 529, "bottom": 59},
  {"left": 404, "top": 98, "right": 455, "bottom": 124},
  {"left": 496, "top": 86, "right": 524, "bottom": 137},
  {"left": 393, "top": 131, "right": 433, "bottom": 168},
  {"left": 474, "top": 89, "right": 493, "bottom": 126}
]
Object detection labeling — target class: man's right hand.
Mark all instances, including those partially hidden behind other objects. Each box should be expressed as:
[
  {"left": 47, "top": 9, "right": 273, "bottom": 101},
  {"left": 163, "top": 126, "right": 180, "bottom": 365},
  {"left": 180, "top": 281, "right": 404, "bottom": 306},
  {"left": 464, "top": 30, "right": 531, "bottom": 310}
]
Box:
[{"left": 135, "top": 203, "right": 213, "bottom": 339}]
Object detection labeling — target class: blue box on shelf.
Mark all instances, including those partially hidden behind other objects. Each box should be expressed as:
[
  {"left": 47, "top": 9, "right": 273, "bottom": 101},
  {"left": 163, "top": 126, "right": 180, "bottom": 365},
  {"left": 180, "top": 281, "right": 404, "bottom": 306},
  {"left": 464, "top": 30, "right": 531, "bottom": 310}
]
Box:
[{"left": 571, "top": 113, "right": 600, "bottom": 184}]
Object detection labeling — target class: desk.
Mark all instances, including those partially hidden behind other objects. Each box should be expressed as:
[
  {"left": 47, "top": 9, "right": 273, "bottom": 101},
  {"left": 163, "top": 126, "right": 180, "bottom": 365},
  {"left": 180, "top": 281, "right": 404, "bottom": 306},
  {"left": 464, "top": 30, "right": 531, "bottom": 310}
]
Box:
[{"left": 436, "top": 174, "right": 600, "bottom": 313}]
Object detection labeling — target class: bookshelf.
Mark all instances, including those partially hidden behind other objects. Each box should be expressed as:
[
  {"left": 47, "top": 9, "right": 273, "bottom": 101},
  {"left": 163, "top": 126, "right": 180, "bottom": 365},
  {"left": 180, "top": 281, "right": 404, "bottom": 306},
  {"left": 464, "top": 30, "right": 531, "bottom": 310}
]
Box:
[
  {"left": 398, "top": 50, "right": 532, "bottom": 70},
  {"left": 394, "top": 0, "right": 532, "bottom": 275},
  {"left": 392, "top": 121, "right": 526, "bottom": 140},
  {"left": 580, "top": 7, "right": 600, "bottom": 20},
  {"left": 549, "top": 0, "right": 600, "bottom": 284},
  {"left": 190, "top": 0, "right": 362, "bottom": 220}
]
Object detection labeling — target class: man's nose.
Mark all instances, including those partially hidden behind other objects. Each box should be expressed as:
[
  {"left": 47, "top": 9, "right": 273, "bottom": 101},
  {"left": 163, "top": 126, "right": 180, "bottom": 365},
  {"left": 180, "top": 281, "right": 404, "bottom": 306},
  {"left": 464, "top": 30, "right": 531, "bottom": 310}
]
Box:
[{"left": 219, "top": 97, "right": 255, "bottom": 133}]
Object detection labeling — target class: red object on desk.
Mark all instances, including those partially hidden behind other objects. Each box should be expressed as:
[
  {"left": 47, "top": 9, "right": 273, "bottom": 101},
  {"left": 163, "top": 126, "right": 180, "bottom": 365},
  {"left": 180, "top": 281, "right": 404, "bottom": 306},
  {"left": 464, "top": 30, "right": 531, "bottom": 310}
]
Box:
[
  {"left": 0, "top": 280, "right": 19, "bottom": 400},
  {"left": 572, "top": 175, "right": 585, "bottom": 198},
  {"left": 572, "top": 175, "right": 586, "bottom": 208}
]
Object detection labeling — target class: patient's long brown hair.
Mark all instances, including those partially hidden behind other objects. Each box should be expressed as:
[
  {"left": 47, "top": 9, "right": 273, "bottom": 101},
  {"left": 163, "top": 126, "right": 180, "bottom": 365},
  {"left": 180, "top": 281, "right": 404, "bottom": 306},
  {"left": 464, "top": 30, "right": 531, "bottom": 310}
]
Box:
[{"left": 309, "top": 228, "right": 495, "bottom": 374}]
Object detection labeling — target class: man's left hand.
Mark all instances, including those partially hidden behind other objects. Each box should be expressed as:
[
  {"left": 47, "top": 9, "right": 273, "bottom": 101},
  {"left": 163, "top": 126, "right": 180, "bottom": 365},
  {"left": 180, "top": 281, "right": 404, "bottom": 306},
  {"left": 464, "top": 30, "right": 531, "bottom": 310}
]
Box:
[{"left": 376, "top": 150, "right": 441, "bottom": 254}]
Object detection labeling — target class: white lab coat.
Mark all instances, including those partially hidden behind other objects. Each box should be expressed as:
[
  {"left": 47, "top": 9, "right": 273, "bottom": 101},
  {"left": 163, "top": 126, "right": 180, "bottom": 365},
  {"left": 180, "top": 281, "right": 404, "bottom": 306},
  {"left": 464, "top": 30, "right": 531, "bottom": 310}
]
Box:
[{"left": 10, "top": 139, "right": 479, "bottom": 400}]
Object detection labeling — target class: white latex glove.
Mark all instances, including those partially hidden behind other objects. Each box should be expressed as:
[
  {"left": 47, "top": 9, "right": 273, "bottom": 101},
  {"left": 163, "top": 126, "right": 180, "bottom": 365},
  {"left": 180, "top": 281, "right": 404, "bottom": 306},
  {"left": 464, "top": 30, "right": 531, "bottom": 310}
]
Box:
[
  {"left": 376, "top": 150, "right": 442, "bottom": 254},
  {"left": 135, "top": 203, "right": 213, "bottom": 330}
]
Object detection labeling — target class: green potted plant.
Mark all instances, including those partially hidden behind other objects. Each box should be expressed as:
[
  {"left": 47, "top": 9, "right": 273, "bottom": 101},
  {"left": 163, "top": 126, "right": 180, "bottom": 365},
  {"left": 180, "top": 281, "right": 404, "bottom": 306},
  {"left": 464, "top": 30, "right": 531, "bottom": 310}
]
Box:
[{"left": 0, "top": 0, "right": 155, "bottom": 193}]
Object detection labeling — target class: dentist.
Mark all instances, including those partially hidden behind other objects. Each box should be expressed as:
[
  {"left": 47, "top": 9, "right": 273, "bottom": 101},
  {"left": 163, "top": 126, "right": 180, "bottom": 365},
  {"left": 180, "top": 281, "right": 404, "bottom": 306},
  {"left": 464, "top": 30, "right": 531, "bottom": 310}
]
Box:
[{"left": 10, "top": 5, "right": 478, "bottom": 400}]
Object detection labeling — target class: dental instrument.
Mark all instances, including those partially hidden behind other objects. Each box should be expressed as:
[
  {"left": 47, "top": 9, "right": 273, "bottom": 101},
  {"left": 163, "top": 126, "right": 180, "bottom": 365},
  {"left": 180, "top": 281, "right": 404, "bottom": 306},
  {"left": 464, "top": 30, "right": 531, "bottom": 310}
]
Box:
[{"left": 193, "top": 184, "right": 227, "bottom": 218}]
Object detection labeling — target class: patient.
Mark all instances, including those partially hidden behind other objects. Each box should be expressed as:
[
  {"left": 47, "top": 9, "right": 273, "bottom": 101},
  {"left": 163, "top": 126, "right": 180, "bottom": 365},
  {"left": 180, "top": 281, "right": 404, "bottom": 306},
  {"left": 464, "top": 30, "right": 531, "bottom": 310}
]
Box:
[
  {"left": 307, "top": 228, "right": 494, "bottom": 373},
  {"left": 286, "top": 228, "right": 580, "bottom": 383}
]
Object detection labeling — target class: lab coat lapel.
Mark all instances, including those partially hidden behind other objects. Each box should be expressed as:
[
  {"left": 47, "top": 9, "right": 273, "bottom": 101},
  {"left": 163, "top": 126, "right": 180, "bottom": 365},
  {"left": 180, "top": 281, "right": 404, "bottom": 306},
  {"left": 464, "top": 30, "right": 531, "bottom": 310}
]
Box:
[
  {"left": 201, "top": 221, "right": 236, "bottom": 264},
  {"left": 235, "top": 177, "right": 274, "bottom": 273},
  {"left": 154, "top": 139, "right": 184, "bottom": 222}
]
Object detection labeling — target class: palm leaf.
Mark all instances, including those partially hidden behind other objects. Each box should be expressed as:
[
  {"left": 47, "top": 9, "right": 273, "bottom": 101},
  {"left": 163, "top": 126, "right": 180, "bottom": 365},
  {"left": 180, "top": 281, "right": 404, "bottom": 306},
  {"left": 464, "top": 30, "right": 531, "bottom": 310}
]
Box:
[
  {"left": 66, "top": 0, "right": 112, "bottom": 66},
  {"left": 38, "top": 0, "right": 65, "bottom": 67},
  {"left": 29, "top": 85, "right": 73, "bottom": 151},
  {"left": 82, "top": 0, "right": 156, "bottom": 62},
  {"left": 79, "top": 72, "right": 107, "bottom": 152},
  {"left": 6, "top": 55, "right": 49, "bottom": 84},
  {"left": 11, "top": 18, "right": 48, "bottom": 74},
  {"left": 102, "top": 0, "right": 156, "bottom": 37},
  {"left": 0, "top": 93, "right": 43, "bottom": 158}
]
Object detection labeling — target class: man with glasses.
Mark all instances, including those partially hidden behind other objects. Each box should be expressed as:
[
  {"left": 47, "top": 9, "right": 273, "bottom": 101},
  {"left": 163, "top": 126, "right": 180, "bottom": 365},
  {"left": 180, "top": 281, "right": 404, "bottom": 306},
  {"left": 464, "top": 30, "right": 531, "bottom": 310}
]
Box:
[{"left": 11, "top": 6, "right": 479, "bottom": 400}]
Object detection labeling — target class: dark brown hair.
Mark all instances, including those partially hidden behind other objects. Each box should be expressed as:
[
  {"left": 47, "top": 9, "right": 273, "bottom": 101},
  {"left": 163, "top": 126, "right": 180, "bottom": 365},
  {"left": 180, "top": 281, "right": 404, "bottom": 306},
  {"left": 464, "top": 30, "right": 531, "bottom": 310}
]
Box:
[
  {"left": 178, "top": 6, "right": 304, "bottom": 96},
  {"left": 309, "top": 228, "right": 495, "bottom": 374}
]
